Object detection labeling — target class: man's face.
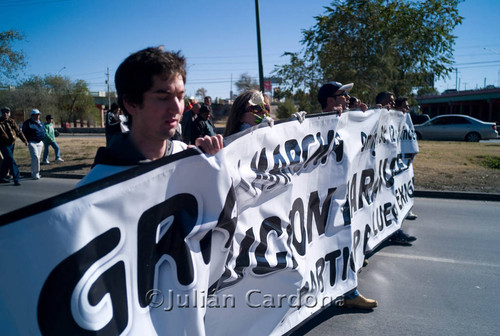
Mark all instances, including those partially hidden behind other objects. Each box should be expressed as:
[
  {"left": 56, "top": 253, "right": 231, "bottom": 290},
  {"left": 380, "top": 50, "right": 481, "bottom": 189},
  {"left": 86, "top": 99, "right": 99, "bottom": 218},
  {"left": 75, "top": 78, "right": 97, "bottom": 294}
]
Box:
[
  {"left": 192, "top": 104, "right": 200, "bottom": 114},
  {"left": 400, "top": 101, "right": 409, "bottom": 113},
  {"left": 383, "top": 95, "right": 395, "bottom": 108},
  {"left": 126, "top": 74, "right": 185, "bottom": 141},
  {"left": 32, "top": 114, "right": 40, "bottom": 121},
  {"left": 204, "top": 97, "right": 212, "bottom": 106},
  {"left": 199, "top": 111, "right": 210, "bottom": 121},
  {"left": 2, "top": 111, "right": 10, "bottom": 119},
  {"left": 327, "top": 91, "right": 348, "bottom": 111}
]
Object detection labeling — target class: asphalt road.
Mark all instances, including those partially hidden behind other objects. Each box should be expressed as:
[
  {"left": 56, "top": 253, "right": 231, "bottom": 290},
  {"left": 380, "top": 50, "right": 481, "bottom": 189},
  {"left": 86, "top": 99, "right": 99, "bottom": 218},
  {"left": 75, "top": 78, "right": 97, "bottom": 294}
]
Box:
[
  {"left": 293, "top": 197, "right": 500, "bottom": 336},
  {"left": 0, "top": 177, "right": 79, "bottom": 216},
  {"left": 1, "top": 179, "right": 499, "bottom": 335}
]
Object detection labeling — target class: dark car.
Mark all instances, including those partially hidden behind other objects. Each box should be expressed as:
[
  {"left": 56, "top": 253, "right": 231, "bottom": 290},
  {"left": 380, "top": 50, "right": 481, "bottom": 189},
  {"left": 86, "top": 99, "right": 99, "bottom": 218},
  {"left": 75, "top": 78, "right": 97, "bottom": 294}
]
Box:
[{"left": 414, "top": 114, "right": 498, "bottom": 142}]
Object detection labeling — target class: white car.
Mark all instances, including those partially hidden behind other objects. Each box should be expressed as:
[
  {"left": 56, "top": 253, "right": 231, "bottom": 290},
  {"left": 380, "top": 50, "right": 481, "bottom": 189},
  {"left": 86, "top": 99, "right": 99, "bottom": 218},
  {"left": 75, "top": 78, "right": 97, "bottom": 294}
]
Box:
[{"left": 414, "top": 114, "right": 498, "bottom": 142}]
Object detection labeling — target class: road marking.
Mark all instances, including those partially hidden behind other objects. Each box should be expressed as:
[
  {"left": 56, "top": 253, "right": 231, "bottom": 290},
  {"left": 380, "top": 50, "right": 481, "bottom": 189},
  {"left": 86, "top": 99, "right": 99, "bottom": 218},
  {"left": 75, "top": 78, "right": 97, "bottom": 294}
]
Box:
[{"left": 376, "top": 252, "right": 500, "bottom": 268}]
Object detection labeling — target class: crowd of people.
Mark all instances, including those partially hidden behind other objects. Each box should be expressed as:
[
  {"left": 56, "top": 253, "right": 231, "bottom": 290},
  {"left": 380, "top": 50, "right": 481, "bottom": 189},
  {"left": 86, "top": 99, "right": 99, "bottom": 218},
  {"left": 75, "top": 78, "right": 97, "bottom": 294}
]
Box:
[
  {"left": 0, "top": 107, "right": 64, "bottom": 185},
  {"left": 2, "top": 47, "right": 419, "bottom": 311}
]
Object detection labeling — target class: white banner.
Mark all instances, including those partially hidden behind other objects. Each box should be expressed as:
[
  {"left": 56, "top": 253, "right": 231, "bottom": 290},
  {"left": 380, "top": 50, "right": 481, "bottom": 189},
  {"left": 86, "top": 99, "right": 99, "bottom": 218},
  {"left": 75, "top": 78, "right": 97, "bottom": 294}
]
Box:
[{"left": 0, "top": 109, "right": 418, "bottom": 336}]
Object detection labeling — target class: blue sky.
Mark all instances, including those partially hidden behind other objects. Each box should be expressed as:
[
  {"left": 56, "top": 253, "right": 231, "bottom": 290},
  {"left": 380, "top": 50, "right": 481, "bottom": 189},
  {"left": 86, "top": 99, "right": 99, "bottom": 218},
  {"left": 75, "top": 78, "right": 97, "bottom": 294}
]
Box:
[{"left": 1, "top": 0, "right": 499, "bottom": 101}]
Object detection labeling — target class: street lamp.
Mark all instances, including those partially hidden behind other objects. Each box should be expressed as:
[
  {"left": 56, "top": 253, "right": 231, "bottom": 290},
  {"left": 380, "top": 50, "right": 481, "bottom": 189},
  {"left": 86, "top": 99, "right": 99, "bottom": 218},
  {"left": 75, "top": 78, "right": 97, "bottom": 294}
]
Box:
[{"left": 58, "top": 66, "right": 66, "bottom": 74}]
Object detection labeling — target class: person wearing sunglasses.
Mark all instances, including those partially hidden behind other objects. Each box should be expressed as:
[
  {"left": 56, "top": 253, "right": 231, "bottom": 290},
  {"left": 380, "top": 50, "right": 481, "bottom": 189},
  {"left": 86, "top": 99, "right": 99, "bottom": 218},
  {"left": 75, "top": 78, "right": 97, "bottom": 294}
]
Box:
[
  {"left": 223, "top": 90, "right": 272, "bottom": 137},
  {"left": 317, "top": 81, "right": 354, "bottom": 116},
  {"left": 316, "top": 81, "right": 378, "bottom": 310},
  {"left": 348, "top": 96, "right": 369, "bottom": 112}
]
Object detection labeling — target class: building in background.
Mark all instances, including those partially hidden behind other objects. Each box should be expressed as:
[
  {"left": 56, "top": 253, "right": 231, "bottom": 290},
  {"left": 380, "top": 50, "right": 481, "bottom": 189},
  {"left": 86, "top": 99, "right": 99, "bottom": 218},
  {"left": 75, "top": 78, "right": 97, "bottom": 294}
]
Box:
[{"left": 416, "top": 87, "right": 500, "bottom": 124}]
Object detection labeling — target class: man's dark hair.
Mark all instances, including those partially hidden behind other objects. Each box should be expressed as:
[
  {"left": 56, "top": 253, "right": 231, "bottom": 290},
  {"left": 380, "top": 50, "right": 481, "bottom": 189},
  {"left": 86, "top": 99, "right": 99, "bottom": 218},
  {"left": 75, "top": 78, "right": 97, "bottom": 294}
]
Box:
[
  {"left": 375, "top": 91, "right": 393, "bottom": 105},
  {"left": 395, "top": 96, "right": 408, "bottom": 108},
  {"left": 199, "top": 105, "right": 211, "bottom": 115},
  {"left": 45, "top": 115, "right": 53, "bottom": 122},
  {"left": 349, "top": 96, "right": 358, "bottom": 106},
  {"left": 110, "top": 102, "right": 119, "bottom": 111},
  {"left": 115, "top": 47, "right": 186, "bottom": 126}
]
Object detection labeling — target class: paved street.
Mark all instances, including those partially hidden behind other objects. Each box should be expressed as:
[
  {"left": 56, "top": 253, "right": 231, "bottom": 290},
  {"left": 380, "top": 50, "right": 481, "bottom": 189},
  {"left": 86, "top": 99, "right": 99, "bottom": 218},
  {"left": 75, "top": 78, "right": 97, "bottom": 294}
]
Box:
[
  {"left": 0, "top": 177, "right": 79, "bottom": 216},
  {"left": 294, "top": 197, "right": 500, "bottom": 336},
  {"left": 1, "top": 180, "right": 499, "bottom": 335}
]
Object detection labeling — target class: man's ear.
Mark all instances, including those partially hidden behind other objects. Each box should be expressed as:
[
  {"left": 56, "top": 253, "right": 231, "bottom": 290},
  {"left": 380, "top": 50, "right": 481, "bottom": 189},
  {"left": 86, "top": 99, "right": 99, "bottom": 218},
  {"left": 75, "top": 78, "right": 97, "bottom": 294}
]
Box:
[
  {"left": 326, "top": 96, "right": 335, "bottom": 108},
  {"left": 123, "top": 99, "right": 137, "bottom": 117}
]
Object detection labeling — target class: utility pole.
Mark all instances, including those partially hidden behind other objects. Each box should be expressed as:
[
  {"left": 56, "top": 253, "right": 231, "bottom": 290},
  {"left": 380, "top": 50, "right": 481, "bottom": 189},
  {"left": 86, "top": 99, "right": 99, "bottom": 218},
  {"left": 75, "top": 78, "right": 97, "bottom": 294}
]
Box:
[
  {"left": 230, "top": 73, "right": 233, "bottom": 100},
  {"left": 455, "top": 68, "right": 458, "bottom": 90},
  {"left": 255, "top": 0, "right": 264, "bottom": 92},
  {"left": 106, "top": 67, "right": 111, "bottom": 109}
]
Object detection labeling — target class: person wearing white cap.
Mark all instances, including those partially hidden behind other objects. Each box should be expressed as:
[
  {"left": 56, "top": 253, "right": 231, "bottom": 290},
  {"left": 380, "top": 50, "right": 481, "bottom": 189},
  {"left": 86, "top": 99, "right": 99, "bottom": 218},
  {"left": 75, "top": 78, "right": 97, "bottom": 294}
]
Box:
[
  {"left": 22, "top": 109, "right": 46, "bottom": 179},
  {"left": 317, "top": 81, "right": 354, "bottom": 116}
]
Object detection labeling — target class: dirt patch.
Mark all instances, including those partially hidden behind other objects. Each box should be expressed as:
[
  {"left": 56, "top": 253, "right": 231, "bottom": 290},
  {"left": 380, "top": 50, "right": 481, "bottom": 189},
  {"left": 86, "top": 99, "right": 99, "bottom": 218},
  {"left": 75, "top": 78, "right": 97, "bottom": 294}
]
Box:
[
  {"left": 10, "top": 135, "right": 500, "bottom": 193},
  {"left": 412, "top": 141, "right": 500, "bottom": 193}
]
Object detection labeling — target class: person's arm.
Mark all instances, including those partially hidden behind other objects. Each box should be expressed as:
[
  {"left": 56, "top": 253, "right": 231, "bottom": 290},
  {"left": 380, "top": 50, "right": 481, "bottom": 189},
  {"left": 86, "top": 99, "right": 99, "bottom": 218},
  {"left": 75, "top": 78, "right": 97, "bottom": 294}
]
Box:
[
  {"left": 21, "top": 121, "right": 30, "bottom": 141},
  {"left": 14, "top": 122, "right": 28, "bottom": 145}
]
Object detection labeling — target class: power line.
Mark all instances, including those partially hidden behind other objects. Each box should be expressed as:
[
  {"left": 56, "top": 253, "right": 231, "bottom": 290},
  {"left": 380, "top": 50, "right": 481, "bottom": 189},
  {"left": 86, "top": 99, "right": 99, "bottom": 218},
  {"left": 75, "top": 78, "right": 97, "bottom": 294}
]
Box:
[{"left": 453, "top": 60, "right": 500, "bottom": 66}]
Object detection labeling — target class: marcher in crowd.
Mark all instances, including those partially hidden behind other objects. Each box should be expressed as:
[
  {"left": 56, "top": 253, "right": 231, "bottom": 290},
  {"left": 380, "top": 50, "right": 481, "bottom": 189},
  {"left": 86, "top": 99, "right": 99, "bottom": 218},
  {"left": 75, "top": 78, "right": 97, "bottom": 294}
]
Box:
[
  {"left": 317, "top": 81, "right": 353, "bottom": 116},
  {"left": 0, "top": 106, "right": 28, "bottom": 186},
  {"left": 394, "top": 96, "right": 410, "bottom": 113},
  {"left": 348, "top": 96, "right": 369, "bottom": 112},
  {"left": 223, "top": 90, "right": 272, "bottom": 137},
  {"left": 203, "top": 96, "right": 212, "bottom": 108},
  {"left": 375, "top": 91, "right": 396, "bottom": 109},
  {"left": 317, "top": 81, "right": 378, "bottom": 310},
  {"left": 105, "top": 102, "right": 125, "bottom": 146},
  {"left": 376, "top": 91, "right": 417, "bottom": 244},
  {"left": 22, "top": 109, "right": 46, "bottom": 180},
  {"left": 191, "top": 105, "right": 216, "bottom": 143},
  {"left": 394, "top": 96, "right": 418, "bottom": 221},
  {"left": 42, "top": 115, "right": 64, "bottom": 164},
  {"left": 180, "top": 103, "right": 200, "bottom": 144},
  {"left": 184, "top": 96, "right": 197, "bottom": 113},
  {"left": 78, "top": 47, "right": 222, "bottom": 186}
]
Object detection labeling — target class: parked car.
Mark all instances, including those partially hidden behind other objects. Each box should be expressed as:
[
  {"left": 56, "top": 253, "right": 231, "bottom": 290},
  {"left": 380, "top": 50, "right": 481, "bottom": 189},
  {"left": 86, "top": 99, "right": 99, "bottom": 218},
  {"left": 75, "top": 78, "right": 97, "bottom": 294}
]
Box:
[
  {"left": 410, "top": 112, "right": 430, "bottom": 125},
  {"left": 414, "top": 114, "right": 498, "bottom": 142}
]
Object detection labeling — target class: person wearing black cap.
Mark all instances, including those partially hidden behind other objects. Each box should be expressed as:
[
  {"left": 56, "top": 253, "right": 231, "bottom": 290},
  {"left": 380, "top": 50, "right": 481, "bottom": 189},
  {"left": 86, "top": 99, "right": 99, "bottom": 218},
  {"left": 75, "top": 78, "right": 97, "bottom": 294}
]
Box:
[
  {"left": 22, "top": 109, "right": 46, "bottom": 180},
  {"left": 0, "top": 107, "right": 28, "bottom": 185},
  {"left": 317, "top": 81, "right": 354, "bottom": 116},
  {"left": 316, "top": 82, "right": 379, "bottom": 310}
]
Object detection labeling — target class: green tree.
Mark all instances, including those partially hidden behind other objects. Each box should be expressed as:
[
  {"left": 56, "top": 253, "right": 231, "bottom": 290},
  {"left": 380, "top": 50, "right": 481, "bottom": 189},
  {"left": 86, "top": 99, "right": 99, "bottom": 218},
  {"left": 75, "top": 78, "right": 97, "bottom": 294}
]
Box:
[
  {"left": 1, "top": 75, "right": 98, "bottom": 126},
  {"left": 276, "top": 97, "right": 297, "bottom": 119},
  {"left": 235, "top": 73, "right": 259, "bottom": 93},
  {"left": 274, "top": 0, "right": 463, "bottom": 105},
  {"left": 417, "top": 86, "right": 439, "bottom": 96},
  {"left": 0, "top": 30, "right": 26, "bottom": 85},
  {"left": 273, "top": 87, "right": 293, "bottom": 102},
  {"left": 294, "top": 89, "right": 322, "bottom": 114}
]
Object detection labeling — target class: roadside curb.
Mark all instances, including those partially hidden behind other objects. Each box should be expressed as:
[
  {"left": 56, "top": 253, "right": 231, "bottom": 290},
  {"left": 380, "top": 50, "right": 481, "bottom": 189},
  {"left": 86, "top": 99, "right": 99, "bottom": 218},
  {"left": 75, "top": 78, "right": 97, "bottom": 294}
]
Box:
[
  {"left": 20, "top": 172, "right": 86, "bottom": 180},
  {"left": 414, "top": 190, "right": 500, "bottom": 202},
  {"left": 20, "top": 171, "right": 500, "bottom": 202}
]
